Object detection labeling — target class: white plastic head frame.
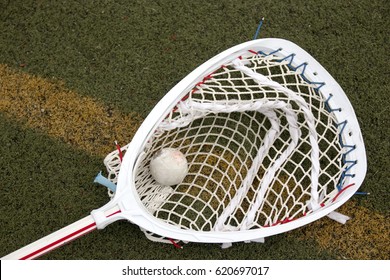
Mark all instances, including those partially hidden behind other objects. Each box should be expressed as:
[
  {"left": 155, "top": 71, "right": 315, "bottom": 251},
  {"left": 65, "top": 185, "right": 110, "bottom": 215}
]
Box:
[{"left": 91, "top": 38, "right": 366, "bottom": 243}]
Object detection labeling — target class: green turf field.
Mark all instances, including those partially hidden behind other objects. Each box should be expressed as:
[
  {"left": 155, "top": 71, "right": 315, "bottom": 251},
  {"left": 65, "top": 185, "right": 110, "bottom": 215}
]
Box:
[{"left": 0, "top": 0, "right": 388, "bottom": 259}]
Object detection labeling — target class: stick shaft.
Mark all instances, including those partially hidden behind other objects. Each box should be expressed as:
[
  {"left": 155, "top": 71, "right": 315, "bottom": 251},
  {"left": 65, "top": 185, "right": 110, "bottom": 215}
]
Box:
[{"left": 2, "top": 206, "right": 120, "bottom": 260}]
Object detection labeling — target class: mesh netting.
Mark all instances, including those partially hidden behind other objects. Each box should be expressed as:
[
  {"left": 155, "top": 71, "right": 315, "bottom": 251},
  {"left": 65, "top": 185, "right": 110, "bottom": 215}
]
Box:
[{"left": 104, "top": 51, "right": 344, "bottom": 239}]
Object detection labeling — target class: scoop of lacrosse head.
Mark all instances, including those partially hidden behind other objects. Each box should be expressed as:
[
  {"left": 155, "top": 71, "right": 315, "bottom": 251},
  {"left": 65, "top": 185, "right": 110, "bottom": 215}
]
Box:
[{"left": 94, "top": 38, "right": 367, "bottom": 244}]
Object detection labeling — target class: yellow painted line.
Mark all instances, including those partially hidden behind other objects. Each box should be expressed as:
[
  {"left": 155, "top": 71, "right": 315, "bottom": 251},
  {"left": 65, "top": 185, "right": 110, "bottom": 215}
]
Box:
[
  {"left": 0, "top": 64, "right": 143, "bottom": 156},
  {"left": 290, "top": 201, "right": 389, "bottom": 259}
]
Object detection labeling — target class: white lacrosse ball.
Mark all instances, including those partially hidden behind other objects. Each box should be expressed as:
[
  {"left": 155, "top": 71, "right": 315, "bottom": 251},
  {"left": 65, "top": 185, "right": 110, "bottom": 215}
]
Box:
[{"left": 150, "top": 148, "right": 188, "bottom": 186}]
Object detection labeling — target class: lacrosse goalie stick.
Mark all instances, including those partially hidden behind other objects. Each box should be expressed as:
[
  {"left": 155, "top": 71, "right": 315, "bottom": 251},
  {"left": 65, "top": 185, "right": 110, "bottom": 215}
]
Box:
[{"left": 2, "top": 38, "right": 366, "bottom": 259}]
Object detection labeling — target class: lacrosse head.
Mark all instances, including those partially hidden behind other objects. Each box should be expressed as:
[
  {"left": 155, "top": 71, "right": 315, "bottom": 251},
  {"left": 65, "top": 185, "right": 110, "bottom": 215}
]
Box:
[{"left": 94, "top": 38, "right": 366, "bottom": 244}]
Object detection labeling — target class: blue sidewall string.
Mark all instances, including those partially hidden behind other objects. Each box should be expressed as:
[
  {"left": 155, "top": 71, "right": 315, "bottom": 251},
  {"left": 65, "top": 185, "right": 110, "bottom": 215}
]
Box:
[
  {"left": 253, "top": 17, "right": 265, "bottom": 40},
  {"left": 354, "top": 191, "right": 370, "bottom": 196}
]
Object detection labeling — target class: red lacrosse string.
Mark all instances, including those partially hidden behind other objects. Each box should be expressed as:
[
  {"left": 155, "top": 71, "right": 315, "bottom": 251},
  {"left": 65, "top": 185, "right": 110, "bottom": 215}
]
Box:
[
  {"left": 115, "top": 140, "right": 123, "bottom": 162},
  {"left": 168, "top": 238, "right": 183, "bottom": 249},
  {"left": 332, "top": 183, "right": 356, "bottom": 202}
]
